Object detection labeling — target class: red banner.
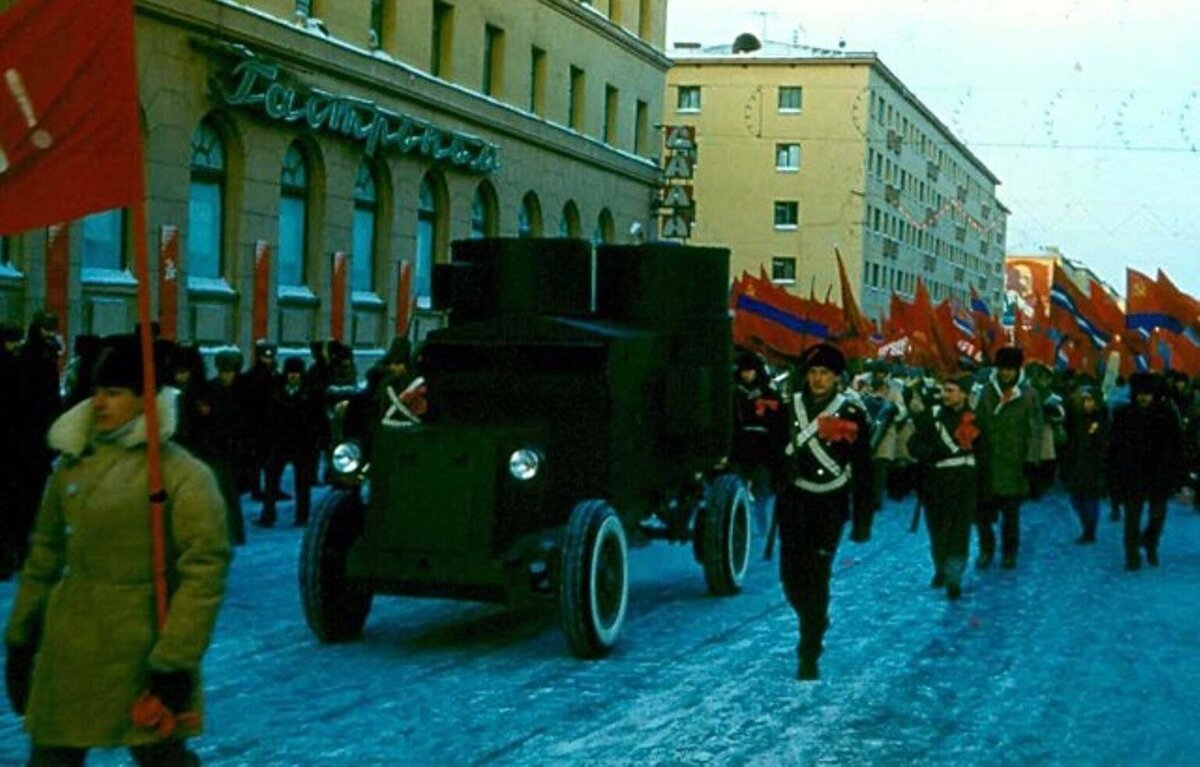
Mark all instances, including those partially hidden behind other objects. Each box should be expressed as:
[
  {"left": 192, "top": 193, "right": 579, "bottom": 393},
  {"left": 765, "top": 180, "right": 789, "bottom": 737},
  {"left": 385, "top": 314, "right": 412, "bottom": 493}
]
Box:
[
  {"left": 395, "top": 259, "right": 413, "bottom": 337},
  {"left": 0, "top": 0, "right": 143, "bottom": 234},
  {"left": 330, "top": 251, "right": 347, "bottom": 342},
  {"left": 253, "top": 240, "right": 271, "bottom": 342},
  {"left": 158, "top": 225, "right": 179, "bottom": 340}
]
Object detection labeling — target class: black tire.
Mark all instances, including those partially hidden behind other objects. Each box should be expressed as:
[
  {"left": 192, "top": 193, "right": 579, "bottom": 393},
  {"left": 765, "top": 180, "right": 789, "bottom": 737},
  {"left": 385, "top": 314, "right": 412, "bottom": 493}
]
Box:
[
  {"left": 300, "top": 489, "right": 373, "bottom": 642},
  {"left": 558, "top": 500, "right": 629, "bottom": 659},
  {"left": 699, "top": 473, "right": 752, "bottom": 595}
]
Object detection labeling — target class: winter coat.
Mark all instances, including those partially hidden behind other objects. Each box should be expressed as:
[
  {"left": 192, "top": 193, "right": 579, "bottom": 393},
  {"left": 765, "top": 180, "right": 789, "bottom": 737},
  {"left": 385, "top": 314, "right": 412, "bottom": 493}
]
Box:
[
  {"left": 731, "top": 379, "right": 788, "bottom": 480},
  {"left": 1060, "top": 406, "right": 1109, "bottom": 499},
  {"left": 1107, "top": 399, "right": 1186, "bottom": 502},
  {"left": 974, "top": 371, "right": 1043, "bottom": 499},
  {"left": 268, "top": 379, "right": 331, "bottom": 461},
  {"left": 4, "top": 389, "right": 231, "bottom": 747}
]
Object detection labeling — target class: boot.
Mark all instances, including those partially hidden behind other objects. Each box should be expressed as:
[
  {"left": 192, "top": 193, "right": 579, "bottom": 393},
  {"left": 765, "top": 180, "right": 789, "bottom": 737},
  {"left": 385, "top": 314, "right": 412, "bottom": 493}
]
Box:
[
  {"left": 1125, "top": 552, "right": 1141, "bottom": 571},
  {"left": 946, "top": 582, "right": 962, "bottom": 601},
  {"left": 797, "top": 657, "right": 819, "bottom": 681},
  {"left": 1144, "top": 545, "right": 1159, "bottom": 567},
  {"left": 930, "top": 572, "right": 946, "bottom": 588}
]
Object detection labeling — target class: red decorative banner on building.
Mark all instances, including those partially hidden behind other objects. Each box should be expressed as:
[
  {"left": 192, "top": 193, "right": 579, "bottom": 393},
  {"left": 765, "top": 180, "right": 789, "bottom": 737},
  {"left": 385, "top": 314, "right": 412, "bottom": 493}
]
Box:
[
  {"left": 253, "top": 240, "right": 271, "bottom": 342},
  {"left": 330, "top": 251, "right": 347, "bottom": 341},
  {"left": 395, "top": 259, "right": 413, "bottom": 337},
  {"left": 158, "top": 225, "right": 179, "bottom": 340},
  {"left": 45, "top": 222, "right": 69, "bottom": 368}
]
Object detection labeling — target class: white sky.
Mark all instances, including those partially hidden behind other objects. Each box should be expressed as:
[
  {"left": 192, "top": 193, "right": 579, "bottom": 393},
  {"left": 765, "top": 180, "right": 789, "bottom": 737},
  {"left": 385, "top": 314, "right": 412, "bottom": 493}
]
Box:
[{"left": 666, "top": 0, "right": 1200, "bottom": 296}]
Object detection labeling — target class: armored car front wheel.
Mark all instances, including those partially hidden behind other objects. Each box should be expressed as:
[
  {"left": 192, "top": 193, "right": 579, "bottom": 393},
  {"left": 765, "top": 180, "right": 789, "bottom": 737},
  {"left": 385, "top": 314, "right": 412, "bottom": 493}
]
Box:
[
  {"left": 300, "top": 489, "right": 374, "bottom": 642},
  {"left": 558, "top": 500, "right": 629, "bottom": 659},
  {"left": 699, "top": 473, "right": 752, "bottom": 596}
]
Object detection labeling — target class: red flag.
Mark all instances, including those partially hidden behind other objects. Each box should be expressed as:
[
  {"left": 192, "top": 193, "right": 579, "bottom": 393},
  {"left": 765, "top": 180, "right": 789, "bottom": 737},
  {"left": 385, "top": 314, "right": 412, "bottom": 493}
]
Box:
[
  {"left": 0, "top": 0, "right": 144, "bottom": 234},
  {"left": 1156, "top": 269, "right": 1200, "bottom": 332},
  {"left": 1127, "top": 268, "right": 1183, "bottom": 334},
  {"left": 1088, "top": 279, "right": 1125, "bottom": 341},
  {"left": 396, "top": 260, "right": 414, "bottom": 336}
]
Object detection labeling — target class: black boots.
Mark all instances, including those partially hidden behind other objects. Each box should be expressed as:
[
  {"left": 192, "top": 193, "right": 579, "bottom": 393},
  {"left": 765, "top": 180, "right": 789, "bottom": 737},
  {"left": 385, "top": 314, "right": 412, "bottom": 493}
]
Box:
[
  {"left": 930, "top": 572, "right": 946, "bottom": 588},
  {"left": 946, "top": 582, "right": 962, "bottom": 601},
  {"left": 797, "top": 657, "right": 819, "bottom": 681}
]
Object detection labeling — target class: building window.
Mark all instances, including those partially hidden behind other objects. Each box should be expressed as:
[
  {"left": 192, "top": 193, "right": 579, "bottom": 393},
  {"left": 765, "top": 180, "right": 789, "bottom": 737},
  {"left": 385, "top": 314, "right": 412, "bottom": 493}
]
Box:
[
  {"left": 775, "top": 143, "right": 800, "bottom": 171},
  {"left": 295, "top": 0, "right": 311, "bottom": 17},
  {"left": 771, "top": 257, "right": 796, "bottom": 283},
  {"left": 432, "top": 2, "right": 454, "bottom": 78},
  {"left": 773, "top": 201, "right": 799, "bottom": 229},
  {"left": 568, "top": 66, "right": 585, "bottom": 131},
  {"left": 278, "top": 142, "right": 310, "bottom": 287},
  {"left": 0, "top": 237, "right": 8, "bottom": 266},
  {"left": 634, "top": 99, "right": 649, "bottom": 156},
  {"left": 677, "top": 85, "right": 700, "bottom": 112},
  {"left": 369, "top": 0, "right": 387, "bottom": 49},
  {"left": 415, "top": 173, "right": 443, "bottom": 308},
  {"left": 470, "top": 181, "right": 498, "bottom": 239},
  {"left": 560, "top": 201, "right": 581, "bottom": 238},
  {"left": 638, "top": 0, "right": 652, "bottom": 39},
  {"left": 593, "top": 208, "right": 614, "bottom": 244},
  {"left": 603, "top": 84, "right": 619, "bottom": 145},
  {"left": 778, "top": 86, "right": 803, "bottom": 112},
  {"left": 187, "top": 121, "right": 225, "bottom": 281},
  {"left": 518, "top": 192, "right": 543, "bottom": 238},
  {"left": 82, "top": 209, "right": 127, "bottom": 271},
  {"left": 609, "top": 0, "right": 622, "bottom": 24},
  {"left": 530, "top": 46, "right": 546, "bottom": 115},
  {"left": 351, "top": 160, "right": 378, "bottom": 293},
  {"left": 483, "top": 24, "right": 504, "bottom": 97}
]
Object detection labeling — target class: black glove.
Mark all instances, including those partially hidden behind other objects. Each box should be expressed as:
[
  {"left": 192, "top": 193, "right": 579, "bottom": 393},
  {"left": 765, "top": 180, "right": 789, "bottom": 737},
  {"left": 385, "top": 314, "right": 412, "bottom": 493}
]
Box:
[
  {"left": 5, "top": 643, "right": 36, "bottom": 716},
  {"left": 147, "top": 669, "right": 192, "bottom": 714}
]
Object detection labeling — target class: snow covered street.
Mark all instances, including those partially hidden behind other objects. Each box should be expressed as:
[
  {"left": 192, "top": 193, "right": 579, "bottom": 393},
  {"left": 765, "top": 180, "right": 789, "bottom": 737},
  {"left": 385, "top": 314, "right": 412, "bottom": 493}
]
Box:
[{"left": 3, "top": 488, "right": 1198, "bottom": 766}]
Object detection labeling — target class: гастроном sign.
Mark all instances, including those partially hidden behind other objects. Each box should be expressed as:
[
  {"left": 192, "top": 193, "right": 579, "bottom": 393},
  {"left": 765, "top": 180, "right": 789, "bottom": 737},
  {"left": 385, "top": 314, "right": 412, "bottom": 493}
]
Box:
[{"left": 212, "top": 50, "right": 500, "bottom": 175}]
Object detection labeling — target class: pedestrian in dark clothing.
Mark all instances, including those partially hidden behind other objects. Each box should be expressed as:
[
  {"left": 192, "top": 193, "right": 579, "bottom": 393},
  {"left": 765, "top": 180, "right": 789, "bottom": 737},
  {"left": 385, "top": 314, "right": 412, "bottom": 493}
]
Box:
[
  {"left": 0, "top": 322, "right": 26, "bottom": 579},
  {"left": 1061, "top": 386, "right": 1109, "bottom": 544},
  {"left": 775, "top": 343, "right": 873, "bottom": 681},
  {"left": 15, "top": 311, "right": 63, "bottom": 577},
  {"left": 256, "top": 357, "right": 330, "bottom": 528},
  {"left": 973, "top": 346, "right": 1042, "bottom": 570},
  {"left": 62, "top": 334, "right": 102, "bottom": 409},
  {"left": 731, "top": 350, "right": 787, "bottom": 536},
  {"left": 907, "top": 371, "right": 982, "bottom": 600},
  {"left": 1107, "top": 372, "right": 1186, "bottom": 570},
  {"left": 235, "top": 340, "right": 278, "bottom": 500}
]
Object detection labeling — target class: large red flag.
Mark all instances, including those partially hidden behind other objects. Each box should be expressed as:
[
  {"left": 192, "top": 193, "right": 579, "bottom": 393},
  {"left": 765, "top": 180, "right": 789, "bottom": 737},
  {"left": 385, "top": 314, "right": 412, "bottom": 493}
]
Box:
[
  {"left": 1127, "top": 268, "right": 1183, "bottom": 334},
  {"left": 1088, "top": 279, "right": 1125, "bottom": 341},
  {"left": 1156, "top": 269, "right": 1200, "bottom": 332},
  {"left": 0, "top": 0, "right": 144, "bottom": 234}
]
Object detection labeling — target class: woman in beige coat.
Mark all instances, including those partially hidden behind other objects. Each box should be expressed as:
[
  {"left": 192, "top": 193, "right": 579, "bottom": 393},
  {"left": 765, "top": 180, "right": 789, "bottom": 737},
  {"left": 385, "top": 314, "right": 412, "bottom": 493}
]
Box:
[{"left": 4, "top": 335, "right": 231, "bottom": 766}]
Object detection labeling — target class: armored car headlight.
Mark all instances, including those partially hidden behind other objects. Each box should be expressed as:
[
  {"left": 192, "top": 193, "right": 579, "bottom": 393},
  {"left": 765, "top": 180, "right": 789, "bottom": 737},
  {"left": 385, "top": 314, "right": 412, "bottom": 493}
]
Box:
[
  {"left": 331, "top": 442, "right": 363, "bottom": 475},
  {"left": 508, "top": 448, "right": 541, "bottom": 481}
]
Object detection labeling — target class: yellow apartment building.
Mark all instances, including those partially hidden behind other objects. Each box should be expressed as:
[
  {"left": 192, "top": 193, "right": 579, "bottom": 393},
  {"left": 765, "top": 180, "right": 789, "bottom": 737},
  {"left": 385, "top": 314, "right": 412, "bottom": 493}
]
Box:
[
  {"left": 0, "top": 0, "right": 669, "bottom": 363},
  {"left": 664, "top": 37, "right": 1008, "bottom": 323}
]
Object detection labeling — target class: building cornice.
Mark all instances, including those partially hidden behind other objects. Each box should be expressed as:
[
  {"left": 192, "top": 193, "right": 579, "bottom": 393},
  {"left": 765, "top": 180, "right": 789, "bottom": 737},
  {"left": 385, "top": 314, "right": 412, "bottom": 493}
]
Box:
[{"left": 541, "top": 0, "right": 673, "bottom": 72}]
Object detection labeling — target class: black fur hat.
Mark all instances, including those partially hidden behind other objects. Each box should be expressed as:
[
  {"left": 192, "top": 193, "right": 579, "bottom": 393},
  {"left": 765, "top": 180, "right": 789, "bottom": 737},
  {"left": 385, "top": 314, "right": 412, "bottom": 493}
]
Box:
[
  {"left": 92, "top": 334, "right": 168, "bottom": 394},
  {"left": 1128, "top": 371, "right": 1160, "bottom": 398},
  {"left": 801, "top": 343, "right": 845, "bottom": 376},
  {"left": 994, "top": 346, "right": 1024, "bottom": 369},
  {"left": 283, "top": 356, "right": 306, "bottom": 375}
]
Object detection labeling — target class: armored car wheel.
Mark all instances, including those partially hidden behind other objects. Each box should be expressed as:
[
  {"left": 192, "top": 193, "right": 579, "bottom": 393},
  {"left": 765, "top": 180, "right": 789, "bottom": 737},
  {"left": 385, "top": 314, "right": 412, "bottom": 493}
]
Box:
[
  {"left": 558, "top": 500, "right": 629, "bottom": 659},
  {"left": 699, "top": 473, "right": 752, "bottom": 596},
  {"left": 300, "top": 489, "right": 374, "bottom": 642}
]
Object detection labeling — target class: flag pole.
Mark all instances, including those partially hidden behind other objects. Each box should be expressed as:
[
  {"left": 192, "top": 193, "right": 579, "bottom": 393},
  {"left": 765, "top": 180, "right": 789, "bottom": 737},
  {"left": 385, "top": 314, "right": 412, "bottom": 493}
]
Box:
[{"left": 132, "top": 194, "right": 169, "bottom": 630}]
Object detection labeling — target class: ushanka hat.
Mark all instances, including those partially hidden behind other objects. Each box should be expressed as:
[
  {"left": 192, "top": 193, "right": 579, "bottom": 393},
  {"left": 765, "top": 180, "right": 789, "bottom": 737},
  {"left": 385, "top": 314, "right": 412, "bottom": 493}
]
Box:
[
  {"left": 801, "top": 343, "right": 846, "bottom": 376},
  {"left": 994, "top": 346, "right": 1025, "bottom": 369},
  {"left": 1128, "top": 371, "right": 1160, "bottom": 398},
  {"left": 91, "top": 334, "right": 169, "bottom": 394}
]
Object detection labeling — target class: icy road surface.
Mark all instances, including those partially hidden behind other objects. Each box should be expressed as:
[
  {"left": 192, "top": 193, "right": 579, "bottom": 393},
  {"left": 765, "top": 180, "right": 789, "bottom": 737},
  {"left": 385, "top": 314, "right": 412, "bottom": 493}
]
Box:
[{"left": 2, "top": 488, "right": 1198, "bottom": 765}]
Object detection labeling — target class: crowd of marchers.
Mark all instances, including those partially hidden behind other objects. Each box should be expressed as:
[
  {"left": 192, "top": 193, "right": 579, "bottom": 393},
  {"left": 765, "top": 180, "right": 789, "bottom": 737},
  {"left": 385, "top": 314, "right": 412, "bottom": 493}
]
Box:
[
  {"left": 731, "top": 342, "right": 1199, "bottom": 681},
  {"left": 1, "top": 319, "right": 426, "bottom": 765}
]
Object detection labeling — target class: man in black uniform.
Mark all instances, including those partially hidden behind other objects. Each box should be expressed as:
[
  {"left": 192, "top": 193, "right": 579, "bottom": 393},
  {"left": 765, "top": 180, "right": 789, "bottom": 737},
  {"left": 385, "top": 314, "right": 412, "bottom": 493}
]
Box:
[{"left": 777, "top": 343, "right": 874, "bottom": 681}]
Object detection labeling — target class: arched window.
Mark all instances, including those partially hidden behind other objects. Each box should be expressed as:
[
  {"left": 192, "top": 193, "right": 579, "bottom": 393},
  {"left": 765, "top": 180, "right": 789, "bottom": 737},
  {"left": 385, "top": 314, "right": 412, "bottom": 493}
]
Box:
[
  {"left": 593, "top": 207, "right": 614, "bottom": 244},
  {"left": 188, "top": 120, "right": 225, "bottom": 280},
  {"left": 470, "top": 181, "right": 498, "bottom": 239},
  {"left": 415, "top": 173, "right": 442, "bottom": 308},
  {"left": 81, "top": 209, "right": 127, "bottom": 270},
  {"left": 351, "top": 160, "right": 378, "bottom": 292},
  {"left": 559, "top": 201, "right": 581, "bottom": 238},
  {"left": 517, "top": 191, "right": 542, "bottom": 238},
  {"left": 278, "top": 142, "right": 310, "bottom": 286}
]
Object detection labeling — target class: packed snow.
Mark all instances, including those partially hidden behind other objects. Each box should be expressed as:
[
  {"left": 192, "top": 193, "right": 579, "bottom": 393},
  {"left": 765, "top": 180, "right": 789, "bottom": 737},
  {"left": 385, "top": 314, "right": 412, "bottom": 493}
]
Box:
[{"left": 2, "top": 487, "right": 1197, "bottom": 765}]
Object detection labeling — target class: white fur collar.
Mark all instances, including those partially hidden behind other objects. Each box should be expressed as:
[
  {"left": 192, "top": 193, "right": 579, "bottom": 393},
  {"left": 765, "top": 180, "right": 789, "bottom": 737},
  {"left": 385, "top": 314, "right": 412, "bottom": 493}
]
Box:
[{"left": 47, "top": 387, "right": 179, "bottom": 458}]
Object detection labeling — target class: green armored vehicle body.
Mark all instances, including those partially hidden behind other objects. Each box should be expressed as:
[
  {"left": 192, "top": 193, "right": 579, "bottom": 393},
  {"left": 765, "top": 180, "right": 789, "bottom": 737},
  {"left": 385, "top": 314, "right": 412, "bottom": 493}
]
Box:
[{"left": 300, "top": 238, "right": 751, "bottom": 658}]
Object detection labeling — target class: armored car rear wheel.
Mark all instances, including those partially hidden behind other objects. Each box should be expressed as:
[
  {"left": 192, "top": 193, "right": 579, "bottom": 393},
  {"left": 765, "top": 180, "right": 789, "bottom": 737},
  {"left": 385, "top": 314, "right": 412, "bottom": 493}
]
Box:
[
  {"left": 699, "top": 473, "right": 752, "bottom": 595},
  {"left": 558, "top": 500, "right": 629, "bottom": 659},
  {"left": 300, "top": 489, "right": 374, "bottom": 642}
]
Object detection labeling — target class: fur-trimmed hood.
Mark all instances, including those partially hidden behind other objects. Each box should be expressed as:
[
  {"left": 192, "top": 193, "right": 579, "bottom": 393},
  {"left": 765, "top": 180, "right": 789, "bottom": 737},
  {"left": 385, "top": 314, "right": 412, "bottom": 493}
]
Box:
[{"left": 46, "top": 387, "right": 179, "bottom": 459}]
